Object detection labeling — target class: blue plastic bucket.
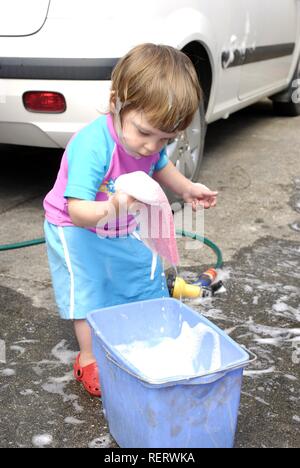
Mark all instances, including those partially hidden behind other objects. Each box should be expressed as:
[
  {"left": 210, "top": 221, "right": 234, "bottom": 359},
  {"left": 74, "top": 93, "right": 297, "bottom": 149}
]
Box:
[{"left": 87, "top": 298, "right": 252, "bottom": 448}]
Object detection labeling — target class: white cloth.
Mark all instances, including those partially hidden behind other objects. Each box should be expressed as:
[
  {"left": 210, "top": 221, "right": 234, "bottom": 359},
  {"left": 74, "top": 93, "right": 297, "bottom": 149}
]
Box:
[{"left": 115, "top": 172, "right": 179, "bottom": 273}]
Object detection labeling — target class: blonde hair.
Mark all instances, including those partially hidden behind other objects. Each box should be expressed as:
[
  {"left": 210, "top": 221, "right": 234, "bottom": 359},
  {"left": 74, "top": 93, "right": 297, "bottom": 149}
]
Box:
[{"left": 110, "top": 43, "right": 201, "bottom": 133}]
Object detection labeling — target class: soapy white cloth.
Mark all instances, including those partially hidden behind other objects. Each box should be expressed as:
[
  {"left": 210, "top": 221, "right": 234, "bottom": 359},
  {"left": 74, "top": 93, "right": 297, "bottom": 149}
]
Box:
[
  {"left": 115, "top": 171, "right": 163, "bottom": 205},
  {"left": 115, "top": 172, "right": 180, "bottom": 271},
  {"left": 115, "top": 321, "right": 222, "bottom": 381}
]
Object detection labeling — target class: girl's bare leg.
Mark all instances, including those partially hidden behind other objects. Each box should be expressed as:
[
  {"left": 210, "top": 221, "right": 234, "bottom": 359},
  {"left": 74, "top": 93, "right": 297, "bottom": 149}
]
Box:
[{"left": 74, "top": 319, "right": 96, "bottom": 366}]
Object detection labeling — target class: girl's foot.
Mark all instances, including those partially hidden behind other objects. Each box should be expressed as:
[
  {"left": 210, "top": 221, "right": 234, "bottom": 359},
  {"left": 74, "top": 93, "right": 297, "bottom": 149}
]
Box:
[
  {"left": 73, "top": 353, "right": 101, "bottom": 397},
  {"left": 79, "top": 353, "right": 97, "bottom": 367}
]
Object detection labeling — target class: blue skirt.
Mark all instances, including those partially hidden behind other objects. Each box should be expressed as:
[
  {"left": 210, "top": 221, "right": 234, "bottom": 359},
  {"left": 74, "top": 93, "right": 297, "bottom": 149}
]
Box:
[{"left": 44, "top": 220, "right": 169, "bottom": 320}]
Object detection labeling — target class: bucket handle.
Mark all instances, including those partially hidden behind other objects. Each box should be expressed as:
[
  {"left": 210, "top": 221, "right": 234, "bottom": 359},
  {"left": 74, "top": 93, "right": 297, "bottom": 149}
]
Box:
[{"left": 104, "top": 345, "right": 257, "bottom": 387}]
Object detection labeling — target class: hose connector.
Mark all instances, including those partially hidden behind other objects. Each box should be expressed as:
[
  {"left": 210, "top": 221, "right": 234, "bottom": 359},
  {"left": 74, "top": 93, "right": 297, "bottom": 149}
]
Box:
[{"left": 167, "top": 273, "right": 210, "bottom": 299}]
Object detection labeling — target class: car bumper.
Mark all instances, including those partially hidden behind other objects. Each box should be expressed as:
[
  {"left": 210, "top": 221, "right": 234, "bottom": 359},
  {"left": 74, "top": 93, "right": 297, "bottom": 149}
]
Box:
[
  {"left": 0, "top": 77, "right": 112, "bottom": 148},
  {"left": 0, "top": 57, "right": 118, "bottom": 80}
]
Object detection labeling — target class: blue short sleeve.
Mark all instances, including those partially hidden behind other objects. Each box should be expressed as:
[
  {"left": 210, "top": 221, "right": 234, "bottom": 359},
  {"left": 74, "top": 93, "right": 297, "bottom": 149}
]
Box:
[
  {"left": 64, "top": 126, "right": 109, "bottom": 201},
  {"left": 154, "top": 147, "right": 169, "bottom": 171}
]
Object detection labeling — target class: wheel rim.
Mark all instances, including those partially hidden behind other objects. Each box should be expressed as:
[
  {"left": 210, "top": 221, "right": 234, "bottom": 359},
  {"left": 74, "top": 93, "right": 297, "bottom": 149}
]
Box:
[{"left": 165, "top": 109, "right": 202, "bottom": 181}]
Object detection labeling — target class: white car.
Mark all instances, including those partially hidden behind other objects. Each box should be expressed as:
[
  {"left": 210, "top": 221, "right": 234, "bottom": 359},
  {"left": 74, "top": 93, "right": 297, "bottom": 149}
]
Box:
[{"left": 0, "top": 0, "right": 300, "bottom": 182}]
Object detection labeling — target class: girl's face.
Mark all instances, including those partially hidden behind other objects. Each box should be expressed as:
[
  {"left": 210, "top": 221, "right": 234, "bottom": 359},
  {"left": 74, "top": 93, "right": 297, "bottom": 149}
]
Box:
[{"left": 119, "top": 110, "right": 178, "bottom": 157}]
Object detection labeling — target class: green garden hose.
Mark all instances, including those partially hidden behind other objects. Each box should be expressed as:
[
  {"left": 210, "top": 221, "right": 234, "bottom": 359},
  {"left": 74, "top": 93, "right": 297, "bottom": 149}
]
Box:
[
  {"left": 176, "top": 230, "right": 223, "bottom": 269},
  {"left": 0, "top": 231, "right": 223, "bottom": 269},
  {"left": 0, "top": 238, "right": 46, "bottom": 251}
]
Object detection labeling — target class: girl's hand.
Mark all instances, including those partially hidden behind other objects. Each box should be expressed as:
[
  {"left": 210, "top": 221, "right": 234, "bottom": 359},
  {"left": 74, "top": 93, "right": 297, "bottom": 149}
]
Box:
[
  {"left": 183, "top": 183, "right": 218, "bottom": 211},
  {"left": 110, "top": 191, "right": 137, "bottom": 215}
]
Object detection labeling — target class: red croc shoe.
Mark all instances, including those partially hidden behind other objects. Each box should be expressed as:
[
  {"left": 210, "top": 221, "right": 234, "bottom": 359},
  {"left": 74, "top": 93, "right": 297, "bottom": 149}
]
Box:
[{"left": 73, "top": 354, "right": 101, "bottom": 397}]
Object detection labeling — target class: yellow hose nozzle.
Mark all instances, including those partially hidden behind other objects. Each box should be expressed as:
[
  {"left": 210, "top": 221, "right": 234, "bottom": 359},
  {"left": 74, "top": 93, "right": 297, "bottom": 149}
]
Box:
[
  {"left": 167, "top": 274, "right": 208, "bottom": 299},
  {"left": 173, "top": 277, "right": 202, "bottom": 299}
]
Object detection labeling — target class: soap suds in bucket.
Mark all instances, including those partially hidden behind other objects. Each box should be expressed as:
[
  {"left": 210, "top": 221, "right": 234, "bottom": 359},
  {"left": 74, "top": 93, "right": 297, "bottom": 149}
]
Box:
[{"left": 115, "top": 321, "right": 222, "bottom": 380}]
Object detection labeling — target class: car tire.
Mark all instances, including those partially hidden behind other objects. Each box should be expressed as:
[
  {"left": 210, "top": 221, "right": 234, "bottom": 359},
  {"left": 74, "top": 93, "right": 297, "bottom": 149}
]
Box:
[
  {"left": 271, "top": 57, "right": 300, "bottom": 117},
  {"left": 165, "top": 95, "right": 207, "bottom": 208}
]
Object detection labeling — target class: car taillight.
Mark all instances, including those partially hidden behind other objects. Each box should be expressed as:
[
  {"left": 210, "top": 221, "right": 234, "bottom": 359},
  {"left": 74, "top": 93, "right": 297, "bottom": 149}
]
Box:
[{"left": 23, "top": 91, "right": 66, "bottom": 113}]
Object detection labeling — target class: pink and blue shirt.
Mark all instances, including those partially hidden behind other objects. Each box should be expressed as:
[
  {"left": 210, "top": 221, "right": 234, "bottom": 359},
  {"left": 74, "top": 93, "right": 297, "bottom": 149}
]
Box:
[{"left": 43, "top": 113, "right": 168, "bottom": 233}]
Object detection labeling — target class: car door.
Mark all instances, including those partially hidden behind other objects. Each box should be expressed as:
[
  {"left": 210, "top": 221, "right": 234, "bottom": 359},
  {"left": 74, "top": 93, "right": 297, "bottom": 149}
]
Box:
[
  {"left": 237, "top": 0, "right": 299, "bottom": 99},
  {"left": 210, "top": 0, "right": 246, "bottom": 119}
]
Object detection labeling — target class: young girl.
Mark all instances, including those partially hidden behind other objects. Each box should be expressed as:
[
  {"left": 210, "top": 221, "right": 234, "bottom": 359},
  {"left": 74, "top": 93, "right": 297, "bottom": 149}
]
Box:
[{"left": 43, "top": 43, "right": 218, "bottom": 397}]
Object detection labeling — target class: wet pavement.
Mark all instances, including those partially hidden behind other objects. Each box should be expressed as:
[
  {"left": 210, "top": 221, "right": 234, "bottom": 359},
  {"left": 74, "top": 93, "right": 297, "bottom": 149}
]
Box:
[
  {"left": 0, "top": 99, "right": 299, "bottom": 448},
  {"left": 187, "top": 237, "right": 300, "bottom": 449}
]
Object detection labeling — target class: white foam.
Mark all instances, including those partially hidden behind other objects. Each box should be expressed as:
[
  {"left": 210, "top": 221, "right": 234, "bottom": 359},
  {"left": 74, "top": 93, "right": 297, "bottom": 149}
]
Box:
[
  {"left": 51, "top": 340, "right": 78, "bottom": 365},
  {"left": 284, "top": 374, "right": 298, "bottom": 382},
  {"left": 115, "top": 321, "right": 222, "bottom": 380},
  {"left": 252, "top": 296, "right": 259, "bottom": 305},
  {"left": 20, "top": 389, "right": 35, "bottom": 396},
  {"left": 10, "top": 345, "right": 26, "bottom": 355},
  {"left": 32, "top": 434, "right": 53, "bottom": 448},
  {"left": 273, "top": 302, "right": 289, "bottom": 313},
  {"left": 64, "top": 417, "right": 85, "bottom": 425},
  {"left": 41, "top": 372, "right": 84, "bottom": 413},
  {"left": 244, "top": 367, "right": 275, "bottom": 377},
  {"left": 216, "top": 267, "right": 232, "bottom": 283},
  {"left": 0, "top": 368, "right": 16, "bottom": 376},
  {"left": 88, "top": 436, "right": 113, "bottom": 448}
]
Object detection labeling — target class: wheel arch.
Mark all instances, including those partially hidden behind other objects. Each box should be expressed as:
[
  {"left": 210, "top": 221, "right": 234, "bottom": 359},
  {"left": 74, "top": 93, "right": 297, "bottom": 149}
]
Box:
[{"left": 181, "top": 41, "right": 213, "bottom": 113}]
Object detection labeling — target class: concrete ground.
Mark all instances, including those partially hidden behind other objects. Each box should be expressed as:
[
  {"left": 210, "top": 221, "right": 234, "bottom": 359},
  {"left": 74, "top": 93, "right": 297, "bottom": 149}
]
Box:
[{"left": 0, "top": 99, "right": 299, "bottom": 448}]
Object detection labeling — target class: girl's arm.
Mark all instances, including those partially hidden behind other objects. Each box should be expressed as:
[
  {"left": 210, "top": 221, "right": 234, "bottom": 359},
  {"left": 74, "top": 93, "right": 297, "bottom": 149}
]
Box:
[
  {"left": 67, "top": 193, "right": 135, "bottom": 228},
  {"left": 154, "top": 161, "right": 218, "bottom": 210},
  {"left": 153, "top": 161, "right": 193, "bottom": 198}
]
